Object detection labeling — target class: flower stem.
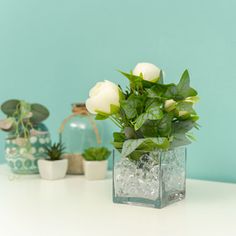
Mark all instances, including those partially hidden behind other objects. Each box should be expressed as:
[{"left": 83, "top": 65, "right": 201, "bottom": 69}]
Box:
[{"left": 109, "top": 116, "right": 122, "bottom": 129}]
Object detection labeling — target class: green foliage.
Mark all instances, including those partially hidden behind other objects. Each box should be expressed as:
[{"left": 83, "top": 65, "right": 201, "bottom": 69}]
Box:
[
  {"left": 82, "top": 147, "right": 111, "bottom": 161},
  {"left": 30, "top": 103, "right": 50, "bottom": 124},
  {"left": 45, "top": 142, "right": 65, "bottom": 161},
  {"left": 177, "top": 70, "right": 197, "bottom": 99},
  {"left": 95, "top": 68, "right": 199, "bottom": 156},
  {"left": 1, "top": 99, "right": 20, "bottom": 116},
  {"left": 121, "top": 137, "right": 169, "bottom": 158},
  {"left": 95, "top": 113, "right": 109, "bottom": 120},
  {"left": 0, "top": 99, "right": 50, "bottom": 139},
  {"left": 120, "top": 94, "right": 144, "bottom": 119}
]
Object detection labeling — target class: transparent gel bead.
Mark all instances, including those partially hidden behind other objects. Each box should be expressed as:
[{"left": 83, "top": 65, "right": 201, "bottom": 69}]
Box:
[{"left": 113, "top": 147, "right": 186, "bottom": 208}]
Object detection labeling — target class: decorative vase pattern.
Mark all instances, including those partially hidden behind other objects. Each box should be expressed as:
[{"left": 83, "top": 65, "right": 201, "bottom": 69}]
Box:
[
  {"left": 113, "top": 146, "right": 186, "bottom": 209},
  {"left": 5, "top": 124, "right": 51, "bottom": 174}
]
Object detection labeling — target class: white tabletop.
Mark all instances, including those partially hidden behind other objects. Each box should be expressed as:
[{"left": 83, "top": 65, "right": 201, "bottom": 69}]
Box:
[{"left": 0, "top": 164, "right": 236, "bottom": 236}]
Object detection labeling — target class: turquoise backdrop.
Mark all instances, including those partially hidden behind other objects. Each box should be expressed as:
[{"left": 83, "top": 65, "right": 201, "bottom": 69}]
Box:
[{"left": 0, "top": 0, "right": 235, "bottom": 182}]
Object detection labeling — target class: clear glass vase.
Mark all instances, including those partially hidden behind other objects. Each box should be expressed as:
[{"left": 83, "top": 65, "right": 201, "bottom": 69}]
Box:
[
  {"left": 113, "top": 147, "right": 186, "bottom": 208},
  {"left": 59, "top": 103, "right": 104, "bottom": 174}
]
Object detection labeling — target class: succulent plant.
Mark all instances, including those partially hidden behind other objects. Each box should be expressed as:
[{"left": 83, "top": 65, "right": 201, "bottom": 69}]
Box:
[
  {"left": 82, "top": 147, "right": 111, "bottom": 161},
  {"left": 45, "top": 142, "right": 66, "bottom": 161},
  {"left": 0, "top": 99, "right": 49, "bottom": 139}
]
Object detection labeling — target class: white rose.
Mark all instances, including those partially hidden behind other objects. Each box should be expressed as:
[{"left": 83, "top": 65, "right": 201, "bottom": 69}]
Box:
[
  {"left": 86, "top": 80, "right": 121, "bottom": 115},
  {"left": 133, "top": 62, "right": 161, "bottom": 82},
  {"left": 164, "top": 99, "right": 177, "bottom": 112},
  {"left": 178, "top": 111, "right": 189, "bottom": 117}
]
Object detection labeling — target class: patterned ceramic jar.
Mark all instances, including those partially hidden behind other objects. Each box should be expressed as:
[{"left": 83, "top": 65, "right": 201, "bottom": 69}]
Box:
[{"left": 5, "top": 124, "right": 51, "bottom": 174}]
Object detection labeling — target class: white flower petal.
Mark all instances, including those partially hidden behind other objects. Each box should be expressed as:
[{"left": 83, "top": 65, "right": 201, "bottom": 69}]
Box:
[
  {"left": 133, "top": 62, "right": 161, "bottom": 82},
  {"left": 86, "top": 80, "right": 120, "bottom": 115}
]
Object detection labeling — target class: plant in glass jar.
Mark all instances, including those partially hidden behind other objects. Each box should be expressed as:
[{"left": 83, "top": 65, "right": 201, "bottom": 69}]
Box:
[
  {"left": 86, "top": 62, "right": 199, "bottom": 208},
  {"left": 38, "top": 142, "right": 68, "bottom": 180},
  {"left": 0, "top": 99, "right": 51, "bottom": 174},
  {"left": 82, "top": 147, "right": 111, "bottom": 180}
]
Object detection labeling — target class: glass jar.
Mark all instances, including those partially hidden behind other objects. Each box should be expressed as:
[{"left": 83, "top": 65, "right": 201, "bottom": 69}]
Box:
[
  {"left": 59, "top": 103, "right": 105, "bottom": 174},
  {"left": 113, "top": 146, "right": 186, "bottom": 208},
  {"left": 5, "top": 123, "right": 51, "bottom": 174}
]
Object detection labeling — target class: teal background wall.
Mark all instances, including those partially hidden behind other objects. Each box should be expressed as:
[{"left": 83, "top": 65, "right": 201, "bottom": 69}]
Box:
[{"left": 0, "top": 0, "right": 235, "bottom": 182}]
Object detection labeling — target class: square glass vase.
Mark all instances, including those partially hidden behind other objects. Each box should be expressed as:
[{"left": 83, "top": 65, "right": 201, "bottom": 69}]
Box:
[{"left": 113, "top": 147, "right": 186, "bottom": 209}]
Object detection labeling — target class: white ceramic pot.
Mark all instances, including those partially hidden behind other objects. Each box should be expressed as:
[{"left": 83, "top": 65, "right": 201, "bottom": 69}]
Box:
[
  {"left": 83, "top": 160, "right": 108, "bottom": 180},
  {"left": 38, "top": 159, "right": 68, "bottom": 180}
]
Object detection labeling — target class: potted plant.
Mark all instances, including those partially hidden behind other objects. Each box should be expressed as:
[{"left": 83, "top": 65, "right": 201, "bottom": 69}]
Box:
[
  {"left": 0, "top": 99, "right": 51, "bottom": 174},
  {"left": 82, "top": 147, "right": 111, "bottom": 180},
  {"left": 85, "top": 62, "right": 199, "bottom": 208},
  {"left": 38, "top": 142, "right": 68, "bottom": 180}
]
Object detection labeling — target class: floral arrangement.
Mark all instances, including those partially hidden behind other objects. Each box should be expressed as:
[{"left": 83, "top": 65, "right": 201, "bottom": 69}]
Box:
[{"left": 86, "top": 62, "right": 199, "bottom": 159}]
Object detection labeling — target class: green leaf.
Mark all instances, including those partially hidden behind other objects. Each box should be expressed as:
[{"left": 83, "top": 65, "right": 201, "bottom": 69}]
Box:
[
  {"left": 120, "top": 94, "right": 145, "bottom": 119},
  {"left": 134, "top": 102, "right": 163, "bottom": 130},
  {"left": 147, "top": 83, "right": 173, "bottom": 99},
  {"left": 124, "top": 127, "right": 139, "bottom": 139},
  {"left": 95, "top": 114, "right": 108, "bottom": 120},
  {"left": 139, "top": 120, "right": 159, "bottom": 138},
  {"left": 119, "top": 70, "right": 156, "bottom": 89},
  {"left": 164, "top": 84, "right": 178, "bottom": 99},
  {"left": 177, "top": 70, "right": 197, "bottom": 98},
  {"left": 158, "top": 70, "right": 164, "bottom": 84},
  {"left": 119, "top": 70, "right": 142, "bottom": 83},
  {"left": 30, "top": 104, "right": 50, "bottom": 124},
  {"left": 113, "top": 132, "right": 125, "bottom": 142},
  {"left": 177, "top": 70, "right": 190, "bottom": 92},
  {"left": 1, "top": 99, "right": 20, "bottom": 116},
  {"left": 146, "top": 102, "right": 163, "bottom": 120},
  {"left": 141, "top": 80, "right": 156, "bottom": 88},
  {"left": 95, "top": 110, "right": 110, "bottom": 116},
  {"left": 134, "top": 113, "right": 149, "bottom": 130},
  {"left": 112, "top": 142, "right": 124, "bottom": 150},
  {"left": 189, "top": 114, "right": 199, "bottom": 122},
  {"left": 158, "top": 113, "right": 173, "bottom": 136},
  {"left": 146, "top": 88, "right": 160, "bottom": 98},
  {"left": 186, "top": 133, "right": 197, "bottom": 142},
  {"left": 170, "top": 133, "right": 191, "bottom": 148},
  {"left": 120, "top": 95, "right": 139, "bottom": 119},
  {"left": 172, "top": 120, "right": 195, "bottom": 134},
  {"left": 176, "top": 101, "right": 195, "bottom": 115},
  {"left": 112, "top": 132, "right": 125, "bottom": 150},
  {"left": 110, "top": 104, "right": 120, "bottom": 114},
  {"left": 145, "top": 98, "right": 158, "bottom": 109},
  {"left": 121, "top": 101, "right": 136, "bottom": 119},
  {"left": 121, "top": 137, "right": 169, "bottom": 157}
]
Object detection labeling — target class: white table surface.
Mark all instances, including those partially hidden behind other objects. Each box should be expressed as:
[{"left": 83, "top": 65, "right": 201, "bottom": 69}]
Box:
[{"left": 0, "top": 164, "right": 236, "bottom": 236}]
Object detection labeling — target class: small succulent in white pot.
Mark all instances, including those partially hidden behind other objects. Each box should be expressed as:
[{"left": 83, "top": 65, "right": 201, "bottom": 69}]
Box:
[
  {"left": 38, "top": 142, "right": 68, "bottom": 180},
  {"left": 82, "top": 147, "right": 111, "bottom": 180}
]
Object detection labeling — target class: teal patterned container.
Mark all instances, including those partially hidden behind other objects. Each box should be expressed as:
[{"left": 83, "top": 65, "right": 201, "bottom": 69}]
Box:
[{"left": 5, "top": 124, "right": 51, "bottom": 174}]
